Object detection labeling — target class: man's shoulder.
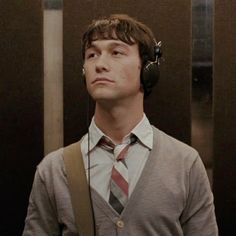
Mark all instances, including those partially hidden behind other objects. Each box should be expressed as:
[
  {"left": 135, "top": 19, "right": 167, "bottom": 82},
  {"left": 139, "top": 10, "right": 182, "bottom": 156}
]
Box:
[
  {"left": 37, "top": 147, "right": 65, "bottom": 179},
  {"left": 37, "top": 138, "right": 85, "bottom": 177},
  {"left": 39, "top": 147, "right": 64, "bottom": 168},
  {"left": 152, "top": 126, "right": 199, "bottom": 164},
  {"left": 153, "top": 126, "right": 197, "bottom": 150}
]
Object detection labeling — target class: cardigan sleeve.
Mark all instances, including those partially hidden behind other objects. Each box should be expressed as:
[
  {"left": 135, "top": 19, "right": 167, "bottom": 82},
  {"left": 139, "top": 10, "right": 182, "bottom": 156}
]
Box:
[
  {"left": 180, "top": 155, "right": 218, "bottom": 235},
  {"left": 22, "top": 169, "right": 60, "bottom": 236}
]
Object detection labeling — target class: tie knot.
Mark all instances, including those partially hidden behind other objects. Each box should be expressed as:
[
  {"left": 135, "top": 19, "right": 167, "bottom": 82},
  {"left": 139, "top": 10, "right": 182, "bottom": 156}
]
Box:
[
  {"left": 98, "top": 135, "right": 137, "bottom": 160},
  {"left": 98, "top": 136, "right": 115, "bottom": 152}
]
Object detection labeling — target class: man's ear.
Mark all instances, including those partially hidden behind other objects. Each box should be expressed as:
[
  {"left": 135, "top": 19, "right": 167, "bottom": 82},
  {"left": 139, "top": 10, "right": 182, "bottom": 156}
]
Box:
[
  {"left": 82, "top": 68, "right": 85, "bottom": 76},
  {"left": 82, "top": 68, "right": 86, "bottom": 85}
]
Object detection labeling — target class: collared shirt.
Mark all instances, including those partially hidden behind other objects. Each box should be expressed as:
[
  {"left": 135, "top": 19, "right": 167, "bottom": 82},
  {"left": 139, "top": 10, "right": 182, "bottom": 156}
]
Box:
[{"left": 80, "top": 114, "right": 153, "bottom": 201}]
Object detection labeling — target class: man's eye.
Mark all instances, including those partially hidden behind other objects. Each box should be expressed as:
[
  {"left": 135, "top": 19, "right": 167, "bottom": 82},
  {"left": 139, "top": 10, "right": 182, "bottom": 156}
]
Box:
[
  {"left": 112, "top": 50, "right": 123, "bottom": 56},
  {"left": 87, "top": 53, "right": 96, "bottom": 58}
]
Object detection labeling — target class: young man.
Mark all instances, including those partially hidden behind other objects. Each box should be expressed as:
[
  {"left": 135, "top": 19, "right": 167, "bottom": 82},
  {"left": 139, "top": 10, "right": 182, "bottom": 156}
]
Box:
[{"left": 23, "top": 14, "right": 218, "bottom": 235}]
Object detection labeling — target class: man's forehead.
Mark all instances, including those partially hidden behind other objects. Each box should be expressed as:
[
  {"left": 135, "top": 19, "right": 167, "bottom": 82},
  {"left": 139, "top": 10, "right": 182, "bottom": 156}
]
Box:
[{"left": 86, "top": 39, "right": 136, "bottom": 50}]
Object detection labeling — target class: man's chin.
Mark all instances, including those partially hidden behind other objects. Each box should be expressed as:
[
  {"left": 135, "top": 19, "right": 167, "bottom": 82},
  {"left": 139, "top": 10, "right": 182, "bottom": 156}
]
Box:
[{"left": 90, "top": 91, "right": 118, "bottom": 102}]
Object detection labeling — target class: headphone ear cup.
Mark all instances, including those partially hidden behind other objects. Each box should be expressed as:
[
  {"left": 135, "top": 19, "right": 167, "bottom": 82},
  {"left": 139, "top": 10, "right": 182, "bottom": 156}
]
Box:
[{"left": 141, "top": 61, "right": 160, "bottom": 96}]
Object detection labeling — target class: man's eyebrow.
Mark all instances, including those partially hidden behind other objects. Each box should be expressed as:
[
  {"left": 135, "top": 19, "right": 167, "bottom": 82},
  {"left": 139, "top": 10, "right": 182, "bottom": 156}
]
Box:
[
  {"left": 109, "top": 41, "right": 129, "bottom": 47},
  {"left": 85, "top": 44, "right": 97, "bottom": 50},
  {"left": 110, "top": 42, "right": 130, "bottom": 50},
  {"left": 88, "top": 41, "right": 130, "bottom": 49}
]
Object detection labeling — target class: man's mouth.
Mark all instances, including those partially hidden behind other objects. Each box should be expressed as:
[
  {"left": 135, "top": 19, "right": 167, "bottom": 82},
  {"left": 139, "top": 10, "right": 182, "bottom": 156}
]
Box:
[{"left": 92, "top": 77, "right": 114, "bottom": 84}]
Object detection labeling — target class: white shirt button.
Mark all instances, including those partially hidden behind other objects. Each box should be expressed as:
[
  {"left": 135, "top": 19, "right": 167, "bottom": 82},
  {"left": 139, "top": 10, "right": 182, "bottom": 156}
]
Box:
[{"left": 116, "top": 220, "right": 124, "bottom": 228}]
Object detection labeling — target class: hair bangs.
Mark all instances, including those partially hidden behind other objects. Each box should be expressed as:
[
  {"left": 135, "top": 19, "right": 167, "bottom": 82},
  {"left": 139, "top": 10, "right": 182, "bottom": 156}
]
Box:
[{"left": 82, "top": 18, "right": 138, "bottom": 58}]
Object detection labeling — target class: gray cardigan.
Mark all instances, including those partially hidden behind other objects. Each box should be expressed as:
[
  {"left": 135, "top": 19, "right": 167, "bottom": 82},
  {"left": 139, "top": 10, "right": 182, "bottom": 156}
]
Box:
[{"left": 23, "top": 127, "right": 218, "bottom": 235}]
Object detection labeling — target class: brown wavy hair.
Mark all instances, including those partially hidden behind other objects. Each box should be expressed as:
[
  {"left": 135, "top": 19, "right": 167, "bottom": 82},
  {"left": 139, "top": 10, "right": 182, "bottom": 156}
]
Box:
[{"left": 82, "top": 14, "right": 157, "bottom": 66}]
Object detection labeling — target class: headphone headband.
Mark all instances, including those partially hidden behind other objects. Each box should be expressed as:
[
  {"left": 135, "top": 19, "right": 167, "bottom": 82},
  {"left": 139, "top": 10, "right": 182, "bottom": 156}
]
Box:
[{"left": 154, "top": 41, "right": 162, "bottom": 63}]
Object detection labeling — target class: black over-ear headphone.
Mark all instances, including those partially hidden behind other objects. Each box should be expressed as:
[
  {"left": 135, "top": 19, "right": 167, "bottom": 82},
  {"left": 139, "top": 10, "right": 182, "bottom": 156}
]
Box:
[{"left": 141, "top": 41, "right": 162, "bottom": 97}]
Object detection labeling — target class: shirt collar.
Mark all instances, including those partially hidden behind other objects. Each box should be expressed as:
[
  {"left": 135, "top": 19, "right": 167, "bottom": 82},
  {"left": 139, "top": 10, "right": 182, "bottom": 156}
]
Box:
[
  {"left": 131, "top": 114, "right": 153, "bottom": 149},
  {"left": 85, "top": 114, "right": 153, "bottom": 154},
  {"left": 86, "top": 117, "right": 105, "bottom": 154}
]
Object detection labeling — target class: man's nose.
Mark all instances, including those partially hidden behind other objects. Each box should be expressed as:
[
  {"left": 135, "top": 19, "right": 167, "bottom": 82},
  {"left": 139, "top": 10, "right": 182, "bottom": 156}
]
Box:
[{"left": 95, "top": 54, "right": 110, "bottom": 72}]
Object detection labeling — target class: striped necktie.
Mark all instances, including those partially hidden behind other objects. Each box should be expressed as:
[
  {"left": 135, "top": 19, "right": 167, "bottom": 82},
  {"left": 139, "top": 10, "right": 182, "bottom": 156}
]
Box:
[{"left": 99, "top": 135, "right": 136, "bottom": 214}]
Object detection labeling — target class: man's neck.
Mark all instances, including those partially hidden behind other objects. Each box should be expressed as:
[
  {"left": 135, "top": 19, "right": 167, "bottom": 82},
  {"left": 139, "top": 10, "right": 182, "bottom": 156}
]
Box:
[{"left": 94, "top": 100, "right": 144, "bottom": 144}]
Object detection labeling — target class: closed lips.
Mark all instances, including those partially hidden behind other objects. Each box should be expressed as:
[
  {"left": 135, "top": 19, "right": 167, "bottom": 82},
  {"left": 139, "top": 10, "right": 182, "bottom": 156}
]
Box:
[{"left": 92, "top": 78, "right": 114, "bottom": 84}]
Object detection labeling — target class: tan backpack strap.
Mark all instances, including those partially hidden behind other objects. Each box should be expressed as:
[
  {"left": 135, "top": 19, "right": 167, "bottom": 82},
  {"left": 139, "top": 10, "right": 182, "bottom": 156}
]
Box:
[{"left": 63, "top": 141, "right": 95, "bottom": 236}]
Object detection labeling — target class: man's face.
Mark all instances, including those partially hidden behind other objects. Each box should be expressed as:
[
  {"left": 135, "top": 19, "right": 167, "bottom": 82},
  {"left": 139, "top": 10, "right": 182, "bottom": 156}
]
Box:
[{"left": 83, "top": 39, "right": 142, "bottom": 103}]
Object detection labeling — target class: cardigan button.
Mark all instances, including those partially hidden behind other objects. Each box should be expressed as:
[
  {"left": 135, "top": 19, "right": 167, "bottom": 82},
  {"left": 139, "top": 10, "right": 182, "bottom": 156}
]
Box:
[{"left": 116, "top": 220, "right": 124, "bottom": 228}]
